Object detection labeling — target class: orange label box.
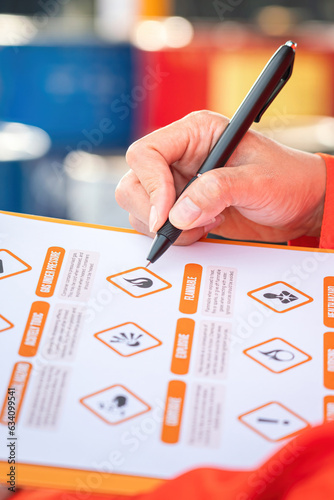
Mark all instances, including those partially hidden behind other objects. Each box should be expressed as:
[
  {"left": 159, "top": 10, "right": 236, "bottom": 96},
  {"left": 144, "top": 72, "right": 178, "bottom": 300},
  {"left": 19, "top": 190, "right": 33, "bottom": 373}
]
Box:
[
  {"left": 161, "top": 380, "right": 186, "bottom": 444},
  {"left": 0, "top": 362, "right": 32, "bottom": 424},
  {"left": 19, "top": 301, "right": 50, "bottom": 357},
  {"left": 36, "top": 247, "right": 65, "bottom": 298},
  {"left": 323, "top": 277, "right": 334, "bottom": 328},
  {"left": 324, "top": 332, "right": 334, "bottom": 390},
  {"left": 179, "top": 264, "right": 202, "bottom": 314},
  {"left": 171, "top": 318, "right": 195, "bottom": 375},
  {"left": 324, "top": 396, "right": 334, "bottom": 422}
]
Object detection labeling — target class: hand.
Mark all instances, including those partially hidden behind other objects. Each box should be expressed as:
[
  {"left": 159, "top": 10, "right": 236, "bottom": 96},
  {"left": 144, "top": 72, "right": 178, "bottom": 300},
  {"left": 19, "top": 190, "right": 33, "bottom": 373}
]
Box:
[{"left": 116, "top": 110, "right": 326, "bottom": 245}]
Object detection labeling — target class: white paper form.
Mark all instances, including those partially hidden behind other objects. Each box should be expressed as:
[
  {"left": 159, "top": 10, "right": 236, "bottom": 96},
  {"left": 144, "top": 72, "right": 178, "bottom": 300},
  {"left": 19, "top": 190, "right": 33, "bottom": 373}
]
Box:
[{"left": 0, "top": 211, "right": 334, "bottom": 494}]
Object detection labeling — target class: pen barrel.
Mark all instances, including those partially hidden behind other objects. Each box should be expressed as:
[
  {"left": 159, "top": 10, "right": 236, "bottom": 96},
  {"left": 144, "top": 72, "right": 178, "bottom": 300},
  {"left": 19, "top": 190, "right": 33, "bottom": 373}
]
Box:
[
  {"left": 156, "top": 175, "right": 197, "bottom": 243},
  {"left": 197, "top": 44, "right": 295, "bottom": 175},
  {"left": 147, "top": 219, "right": 182, "bottom": 263},
  {"left": 157, "top": 219, "right": 182, "bottom": 243}
]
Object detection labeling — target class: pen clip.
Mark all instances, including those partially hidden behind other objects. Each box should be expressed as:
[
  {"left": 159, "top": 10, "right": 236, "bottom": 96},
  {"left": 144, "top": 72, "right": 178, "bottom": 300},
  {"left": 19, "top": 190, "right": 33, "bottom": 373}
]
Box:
[{"left": 254, "top": 62, "right": 294, "bottom": 123}]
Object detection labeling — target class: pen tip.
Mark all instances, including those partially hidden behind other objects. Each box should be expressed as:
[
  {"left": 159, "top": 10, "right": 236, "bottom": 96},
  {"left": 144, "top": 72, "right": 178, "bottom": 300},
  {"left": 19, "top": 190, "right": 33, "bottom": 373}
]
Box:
[{"left": 146, "top": 261, "right": 151, "bottom": 268}]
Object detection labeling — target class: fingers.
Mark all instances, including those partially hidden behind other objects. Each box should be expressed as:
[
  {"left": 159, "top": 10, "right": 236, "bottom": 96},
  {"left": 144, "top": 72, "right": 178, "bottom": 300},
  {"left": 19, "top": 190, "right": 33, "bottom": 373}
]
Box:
[
  {"left": 115, "top": 169, "right": 150, "bottom": 226},
  {"left": 118, "top": 111, "right": 229, "bottom": 233},
  {"left": 169, "top": 166, "right": 252, "bottom": 230},
  {"left": 129, "top": 213, "right": 224, "bottom": 246}
]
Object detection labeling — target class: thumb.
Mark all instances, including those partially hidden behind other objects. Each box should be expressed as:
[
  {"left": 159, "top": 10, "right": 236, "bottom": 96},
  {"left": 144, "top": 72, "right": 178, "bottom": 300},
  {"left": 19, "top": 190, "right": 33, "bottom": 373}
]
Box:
[{"left": 169, "top": 167, "right": 249, "bottom": 229}]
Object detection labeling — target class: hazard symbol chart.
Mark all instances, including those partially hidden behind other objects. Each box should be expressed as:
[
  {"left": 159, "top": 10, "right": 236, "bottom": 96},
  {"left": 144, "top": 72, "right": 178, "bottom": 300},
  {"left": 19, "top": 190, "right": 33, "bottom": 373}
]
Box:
[
  {"left": 239, "top": 402, "right": 310, "bottom": 441},
  {"left": 244, "top": 338, "right": 312, "bottom": 373},
  {"left": 0, "top": 211, "right": 333, "bottom": 496},
  {"left": 107, "top": 266, "right": 171, "bottom": 297},
  {"left": 248, "top": 281, "right": 313, "bottom": 313},
  {"left": 80, "top": 385, "right": 151, "bottom": 424},
  {"left": 95, "top": 322, "right": 162, "bottom": 356},
  {"left": 0, "top": 249, "right": 31, "bottom": 280}
]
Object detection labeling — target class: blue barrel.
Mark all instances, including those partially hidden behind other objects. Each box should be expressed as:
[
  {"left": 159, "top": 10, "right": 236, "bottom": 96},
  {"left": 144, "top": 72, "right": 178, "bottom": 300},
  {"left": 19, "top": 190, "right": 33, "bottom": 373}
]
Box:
[{"left": 0, "top": 43, "right": 136, "bottom": 152}]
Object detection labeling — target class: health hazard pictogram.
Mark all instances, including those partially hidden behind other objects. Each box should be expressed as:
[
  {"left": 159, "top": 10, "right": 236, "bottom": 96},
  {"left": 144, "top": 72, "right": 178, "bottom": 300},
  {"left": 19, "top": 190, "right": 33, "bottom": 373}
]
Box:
[
  {"left": 80, "top": 384, "right": 151, "bottom": 424},
  {"left": 0, "top": 249, "right": 32, "bottom": 281},
  {"left": 106, "top": 267, "right": 171, "bottom": 298},
  {"left": 0, "top": 314, "right": 14, "bottom": 332},
  {"left": 239, "top": 401, "right": 310, "bottom": 441},
  {"left": 244, "top": 338, "right": 312, "bottom": 373},
  {"left": 94, "top": 322, "right": 162, "bottom": 357},
  {"left": 248, "top": 281, "right": 313, "bottom": 313}
]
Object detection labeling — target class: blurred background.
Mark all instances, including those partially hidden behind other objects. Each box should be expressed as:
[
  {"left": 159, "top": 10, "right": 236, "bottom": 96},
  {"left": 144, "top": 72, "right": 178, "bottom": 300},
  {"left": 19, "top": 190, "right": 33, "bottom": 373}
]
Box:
[{"left": 1, "top": 0, "right": 334, "bottom": 228}]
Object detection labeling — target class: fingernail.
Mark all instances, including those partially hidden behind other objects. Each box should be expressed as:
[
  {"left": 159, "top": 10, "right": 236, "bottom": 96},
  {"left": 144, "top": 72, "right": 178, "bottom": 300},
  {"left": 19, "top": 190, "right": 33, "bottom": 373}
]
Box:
[
  {"left": 149, "top": 205, "right": 158, "bottom": 233},
  {"left": 170, "top": 197, "right": 202, "bottom": 227}
]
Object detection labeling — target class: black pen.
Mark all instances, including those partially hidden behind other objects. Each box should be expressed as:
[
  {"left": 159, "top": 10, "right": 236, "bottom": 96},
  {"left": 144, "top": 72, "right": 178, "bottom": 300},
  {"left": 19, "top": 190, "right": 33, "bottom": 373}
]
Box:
[{"left": 146, "top": 40, "right": 297, "bottom": 266}]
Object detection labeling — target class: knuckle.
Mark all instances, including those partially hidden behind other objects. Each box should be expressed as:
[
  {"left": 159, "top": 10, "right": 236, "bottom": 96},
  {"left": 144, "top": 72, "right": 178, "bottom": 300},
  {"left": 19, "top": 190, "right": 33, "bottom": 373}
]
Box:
[
  {"left": 193, "top": 170, "right": 233, "bottom": 209},
  {"left": 145, "top": 178, "right": 161, "bottom": 198},
  {"left": 125, "top": 141, "right": 141, "bottom": 165},
  {"left": 199, "top": 172, "right": 224, "bottom": 202},
  {"left": 115, "top": 171, "right": 134, "bottom": 208},
  {"left": 185, "top": 109, "right": 228, "bottom": 128},
  {"left": 114, "top": 182, "right": 124, "bottom": 206}
]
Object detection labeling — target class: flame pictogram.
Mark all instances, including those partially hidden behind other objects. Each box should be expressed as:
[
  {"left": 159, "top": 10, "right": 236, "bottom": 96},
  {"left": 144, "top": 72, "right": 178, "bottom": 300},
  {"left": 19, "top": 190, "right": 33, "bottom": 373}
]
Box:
[{"left": 123, "top": 277, "right": 153, "bottom": 288}]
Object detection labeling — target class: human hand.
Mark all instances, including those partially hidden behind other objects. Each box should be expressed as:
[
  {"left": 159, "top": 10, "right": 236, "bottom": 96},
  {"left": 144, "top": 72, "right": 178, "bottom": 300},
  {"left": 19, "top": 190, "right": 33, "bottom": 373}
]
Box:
[{"left": 116, "top": 111, "right": 326, "bottom": 245}]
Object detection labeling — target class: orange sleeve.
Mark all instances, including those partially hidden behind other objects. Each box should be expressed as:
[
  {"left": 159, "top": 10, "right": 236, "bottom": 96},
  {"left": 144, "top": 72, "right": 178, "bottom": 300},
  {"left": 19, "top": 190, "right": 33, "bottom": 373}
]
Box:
[
  {"left": 318, "top": 153, "right": 334, "bottom": 249},
  {"left": 289, "top": 152, "right": 334, "bottom": 249},
  {"left": 12, "top": 422, "right": 334, "bottom": 500}
]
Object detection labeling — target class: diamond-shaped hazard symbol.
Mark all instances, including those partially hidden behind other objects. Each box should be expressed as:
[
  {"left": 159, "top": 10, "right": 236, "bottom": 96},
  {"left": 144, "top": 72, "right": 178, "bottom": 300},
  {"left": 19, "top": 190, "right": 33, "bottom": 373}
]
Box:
[
  {"left": 0, "top": 249, "right": 32, "bottom": 281},
  {"left": 244, "top": 338, "right": 312, "bottom": 373},
  {"left": 80, "top": 385, "right": 151, "bottom": 424},
  {"left": 0, "top": 314, "right": 14, "bottom": 332},
  {"left": 248, "top": 281, "right": 313, "bottom": 313},
  {"left": 239, "top": 402, "right": 310, "bottom": 441},
  {"left": 94, "top": 322, "right": 162, "bottom": 357},
  {"left": 106, "top": 267, "right": 171, "bottom": 298}
]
